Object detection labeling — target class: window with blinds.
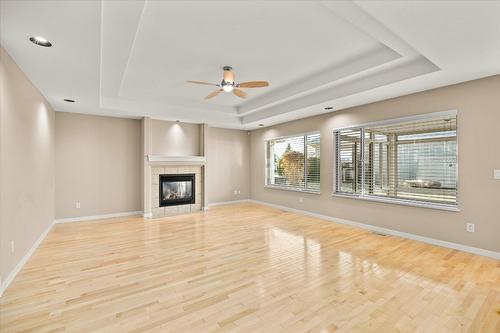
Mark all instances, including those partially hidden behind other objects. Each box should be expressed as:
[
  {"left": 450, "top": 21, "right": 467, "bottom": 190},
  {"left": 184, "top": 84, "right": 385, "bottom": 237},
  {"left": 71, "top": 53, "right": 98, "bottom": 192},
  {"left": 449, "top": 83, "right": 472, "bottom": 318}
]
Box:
[
  {"left": 335, "top": 112, "right": 457, "bottom": 208},
  {"left": 266, "top": 133, "right": 320, "bottom": 192}
]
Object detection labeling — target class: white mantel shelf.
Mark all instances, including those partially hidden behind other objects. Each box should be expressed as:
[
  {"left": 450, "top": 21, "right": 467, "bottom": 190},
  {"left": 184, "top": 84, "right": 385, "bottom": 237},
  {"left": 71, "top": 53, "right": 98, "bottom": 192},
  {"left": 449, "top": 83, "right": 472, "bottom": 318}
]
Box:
[{"left": 147, "top": 155, "right": 207, "bottom": 164}]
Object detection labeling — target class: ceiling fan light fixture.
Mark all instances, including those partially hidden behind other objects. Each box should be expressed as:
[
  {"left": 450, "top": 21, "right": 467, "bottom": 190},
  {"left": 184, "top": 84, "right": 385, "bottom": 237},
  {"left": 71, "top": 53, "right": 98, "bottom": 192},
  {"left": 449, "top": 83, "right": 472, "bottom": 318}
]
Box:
[
  {"left": 223, "top": 66, "right": 234, "bottom": 83},
  {"left": 222, "top": 84, "right": 234, "bottom": 92}
]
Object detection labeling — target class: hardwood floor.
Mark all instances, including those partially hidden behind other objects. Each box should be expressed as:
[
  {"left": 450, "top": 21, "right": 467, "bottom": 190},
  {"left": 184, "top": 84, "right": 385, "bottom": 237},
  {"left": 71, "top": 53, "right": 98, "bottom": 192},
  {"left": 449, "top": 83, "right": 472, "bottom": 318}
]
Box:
[{"left": 1, "top": 203, "right": 499, "bottom": 332}]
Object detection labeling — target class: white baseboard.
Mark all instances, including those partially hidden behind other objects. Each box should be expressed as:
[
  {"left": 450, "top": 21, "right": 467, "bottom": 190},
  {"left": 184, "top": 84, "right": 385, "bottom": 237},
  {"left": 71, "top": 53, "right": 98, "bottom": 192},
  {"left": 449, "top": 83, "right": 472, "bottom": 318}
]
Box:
[
  {"left": 0, "top": 220, "right": 55, "bottom": 297},
  {"left": 249, "top": 199, "right": 500, "bottom": 260},
  {"left": 54, "top": 211, "right": 143, "bottom": 224},
  {"left": 143, "top": 212, "right": 152, "bottom": 218},
  {"left": 207, "top": 199, "right": 250, "bottom": 208}
]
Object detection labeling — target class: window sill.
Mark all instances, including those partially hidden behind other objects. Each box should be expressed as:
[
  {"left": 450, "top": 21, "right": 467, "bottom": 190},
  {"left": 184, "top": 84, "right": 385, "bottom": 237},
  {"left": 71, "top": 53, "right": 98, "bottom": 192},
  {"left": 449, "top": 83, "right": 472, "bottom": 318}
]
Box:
[
  {"left": 265, "top": 185, "right": 321, "bottom": 195},
  {"left": 332, "top": 192, "right": 460, "bottom": 212}
]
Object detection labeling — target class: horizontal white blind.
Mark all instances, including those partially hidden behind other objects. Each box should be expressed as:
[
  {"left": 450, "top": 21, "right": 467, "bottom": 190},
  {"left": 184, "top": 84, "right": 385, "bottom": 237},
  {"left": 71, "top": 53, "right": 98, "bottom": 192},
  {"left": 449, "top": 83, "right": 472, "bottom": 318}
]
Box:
[
  {"left": 267, "top": 133, "right": 320, "bottom": 192},
  {"left": 335, "top": 114, "right": 457, "bottom": 206},
  {"left": 335, "top": 128, "right": 362, "bottom": 194},
  {"left": 306, "top": 133, "right": 321, "bottom": 191}
]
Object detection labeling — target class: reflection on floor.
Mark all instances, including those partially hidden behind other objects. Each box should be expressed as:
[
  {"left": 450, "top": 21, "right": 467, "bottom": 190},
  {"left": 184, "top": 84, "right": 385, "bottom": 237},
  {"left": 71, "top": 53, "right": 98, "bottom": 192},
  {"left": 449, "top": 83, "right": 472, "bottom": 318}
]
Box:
[{"left": 1, "top": 203, "right": 498, "bottom": 332}]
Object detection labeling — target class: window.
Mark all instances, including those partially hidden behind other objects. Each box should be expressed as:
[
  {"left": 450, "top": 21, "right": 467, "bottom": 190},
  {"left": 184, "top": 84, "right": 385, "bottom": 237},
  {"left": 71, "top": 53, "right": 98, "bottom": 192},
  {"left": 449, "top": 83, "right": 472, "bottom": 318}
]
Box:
[
  {"left": 335, "top": 111, "right": 457, "bottom": 209},
  {"left": 266, "top": 133, "right": 320, "bottom": 192}
]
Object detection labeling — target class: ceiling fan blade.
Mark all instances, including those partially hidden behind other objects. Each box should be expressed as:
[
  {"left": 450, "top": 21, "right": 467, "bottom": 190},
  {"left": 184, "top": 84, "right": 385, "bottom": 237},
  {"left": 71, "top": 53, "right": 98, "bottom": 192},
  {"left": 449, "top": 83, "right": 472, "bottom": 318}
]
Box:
[
  {"left": 187, "top": 80, "right": 218, "bottom": 86},
  {"left": 233, "top": 88, "right": 248, "bottom": 99},
  {"left": 204, "top": 89, "right": 223, "bottom": 100},
  {"left": 238, "top": 81, "right": 269, "bottom": 88}
]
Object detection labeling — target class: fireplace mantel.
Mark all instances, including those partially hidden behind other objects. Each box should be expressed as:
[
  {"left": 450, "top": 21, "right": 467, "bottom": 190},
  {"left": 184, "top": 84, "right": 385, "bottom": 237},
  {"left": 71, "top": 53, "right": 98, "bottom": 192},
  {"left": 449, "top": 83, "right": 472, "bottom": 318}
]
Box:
[{"left": 148, "top": 155, "right": 206, "bottom": 164}]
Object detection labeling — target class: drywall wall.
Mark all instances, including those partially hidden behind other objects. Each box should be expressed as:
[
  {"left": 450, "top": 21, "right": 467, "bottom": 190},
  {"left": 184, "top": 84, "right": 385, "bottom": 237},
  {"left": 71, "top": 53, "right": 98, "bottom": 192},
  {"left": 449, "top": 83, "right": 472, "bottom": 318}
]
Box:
[
  {"left": 55, "top": 112, "right": 142, "bottom": 219},
  {"left": 151, "top": 119, "right": 200, "bottom": 156},
  {"left": 206, "top": 127, "right": 250, "bottom": 203},
  {"left": 0, "top": 47, "right": 55, "bottom": 285},
  {"left": 250, "top": 74, "right": 500, "bottom": 252}
]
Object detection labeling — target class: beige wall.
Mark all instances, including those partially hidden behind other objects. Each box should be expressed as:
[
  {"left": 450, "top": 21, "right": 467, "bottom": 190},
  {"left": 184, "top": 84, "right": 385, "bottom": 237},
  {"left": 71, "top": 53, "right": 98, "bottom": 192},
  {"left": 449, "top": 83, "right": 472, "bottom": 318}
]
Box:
[
  {"left": 207, "top": 127, "right": 250, "bottom": 203},
  {"left": 151, "top": 119, "right": 200, "bottom": 156},
  {"left": 55, "top": 112, "right": 142, "bottom": 219},
  {"left": 0, "top": 47, "right": 55, "bottom": 284},
  {"left": 250, "top": 75, "right": 500, "bottom": 252}
]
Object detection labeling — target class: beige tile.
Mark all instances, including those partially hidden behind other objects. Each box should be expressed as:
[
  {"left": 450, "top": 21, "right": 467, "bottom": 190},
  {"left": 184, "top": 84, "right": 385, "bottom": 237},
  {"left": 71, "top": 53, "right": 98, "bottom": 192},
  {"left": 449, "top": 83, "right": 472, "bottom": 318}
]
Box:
[
  {"left": 164, "top": 167, "right": 178, "bottom": 174},
  {"left": 164, "top": 206, "right": 179, "bottom": 216},
  {"left": 151, "top": 167, "right": 164, "bottom": 185},
  {"left": 191, "top": 204, "right": 202, "bottom": 212},
  {"left": 152, "top": 207, "right": 165, "bottom": 218},
  {"left": 178, "top": 205, "right": 191, "bottom": 214},
  {"left": 178, "top": 167, "right": 189, "bottom": 173},
  {"left": 152, "top": 184, "right": 160, "bottom": 197},
  {"left": 152, "top": 200, "right": 159, "bottom": 209}
]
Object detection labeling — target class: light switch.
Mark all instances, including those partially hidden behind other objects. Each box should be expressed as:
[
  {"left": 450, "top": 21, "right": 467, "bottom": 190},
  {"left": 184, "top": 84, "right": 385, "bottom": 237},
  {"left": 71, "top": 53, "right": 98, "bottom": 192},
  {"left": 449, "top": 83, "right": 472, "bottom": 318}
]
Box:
[{"left": 494, "top": 170, "right": 500, "bottom": 180}]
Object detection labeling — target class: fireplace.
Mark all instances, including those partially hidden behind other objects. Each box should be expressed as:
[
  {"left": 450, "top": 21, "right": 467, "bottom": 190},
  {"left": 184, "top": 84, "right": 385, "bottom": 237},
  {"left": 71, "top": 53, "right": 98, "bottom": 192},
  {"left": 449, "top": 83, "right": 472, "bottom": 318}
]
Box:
[{"left": 159, "top": 174, "right": 195, "bottom": 207}]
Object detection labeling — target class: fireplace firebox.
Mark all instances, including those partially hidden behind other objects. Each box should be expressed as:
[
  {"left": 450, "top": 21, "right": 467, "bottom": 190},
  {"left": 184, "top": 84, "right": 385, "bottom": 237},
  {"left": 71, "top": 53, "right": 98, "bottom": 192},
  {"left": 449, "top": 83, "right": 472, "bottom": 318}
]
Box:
[{"left": 159, "top": 174, "right": 195, "bottom": 207}]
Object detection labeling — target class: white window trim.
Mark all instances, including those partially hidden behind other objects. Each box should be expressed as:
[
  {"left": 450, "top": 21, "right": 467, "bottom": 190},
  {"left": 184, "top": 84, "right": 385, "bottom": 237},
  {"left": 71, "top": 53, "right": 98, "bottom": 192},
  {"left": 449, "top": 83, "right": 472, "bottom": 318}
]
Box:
[
  {"left": 332, "top": 192, "right": 460, "bottom": 212},
  {"left": 265, "top": 185, "right": 321, "bottom": 195},
  {"left": 265, "top": 131, "right": 321, "bottom": 194},
  {"left": 333, "top": 110, "right": 459, "bottom": 211}
]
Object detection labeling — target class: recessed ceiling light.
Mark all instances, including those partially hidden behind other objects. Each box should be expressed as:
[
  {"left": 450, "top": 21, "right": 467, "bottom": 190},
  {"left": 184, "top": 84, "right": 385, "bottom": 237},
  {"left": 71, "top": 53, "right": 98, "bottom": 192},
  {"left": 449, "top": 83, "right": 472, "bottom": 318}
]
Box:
[
  {"left": 258, "top": 124, "right": 264, "bottom": 127},
  {"left": 29, "top": 36, "right": 52, "bottom": 47},
  {"left": 63, "top": 99, "right": 75, "bottom": 103},
  {"left": 324, "top": 106, "right": 333, "bottom": 110}
]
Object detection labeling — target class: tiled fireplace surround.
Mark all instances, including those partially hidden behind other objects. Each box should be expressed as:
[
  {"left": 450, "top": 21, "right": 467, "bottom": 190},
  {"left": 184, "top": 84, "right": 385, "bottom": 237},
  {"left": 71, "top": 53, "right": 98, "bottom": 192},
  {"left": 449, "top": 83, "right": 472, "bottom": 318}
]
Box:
[{"left": 151, "top": 165, "right": 203, "bottom": 218}]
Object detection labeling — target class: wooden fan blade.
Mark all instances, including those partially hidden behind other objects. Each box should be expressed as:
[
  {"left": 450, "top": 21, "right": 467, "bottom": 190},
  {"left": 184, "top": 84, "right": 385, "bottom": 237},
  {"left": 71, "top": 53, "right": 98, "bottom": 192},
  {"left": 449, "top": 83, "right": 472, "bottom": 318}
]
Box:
[
  {"left": 238, "top": 81, "right": 269, "bottom": 88},
  {"left": 187, "top": 80, "right": 217, "bottom": 86},
  {"left": 233, "top": 88, "right": 247, "bottom": 99},
  {"left": 205, "top": 89, "right": 223, "bottom": 100}
]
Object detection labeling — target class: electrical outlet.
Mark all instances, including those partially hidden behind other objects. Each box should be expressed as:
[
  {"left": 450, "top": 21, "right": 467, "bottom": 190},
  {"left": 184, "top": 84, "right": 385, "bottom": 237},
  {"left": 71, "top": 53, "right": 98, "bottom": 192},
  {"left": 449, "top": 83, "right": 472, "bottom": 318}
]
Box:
[
  {"left": 466, "top": 223, "right": 475, "bottom": 233},
  {"left": 76, "top": 202, "right": 81, "bottom": 209},
  {"left": 494, "top": 169, "right": 500, "bottom": 179},
  {"left": 10, "top": 240, "right": 14, "bottom": 254},
  {"left": 299, "top": 197, "right": 304, "bottom": 203}
]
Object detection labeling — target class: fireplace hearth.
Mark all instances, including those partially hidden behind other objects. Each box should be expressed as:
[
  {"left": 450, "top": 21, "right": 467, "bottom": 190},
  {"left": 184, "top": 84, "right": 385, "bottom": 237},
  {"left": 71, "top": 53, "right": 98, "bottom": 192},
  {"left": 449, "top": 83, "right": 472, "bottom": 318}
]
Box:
[{"left": 159, "top": 174, "right": 195, "bottom": 207}]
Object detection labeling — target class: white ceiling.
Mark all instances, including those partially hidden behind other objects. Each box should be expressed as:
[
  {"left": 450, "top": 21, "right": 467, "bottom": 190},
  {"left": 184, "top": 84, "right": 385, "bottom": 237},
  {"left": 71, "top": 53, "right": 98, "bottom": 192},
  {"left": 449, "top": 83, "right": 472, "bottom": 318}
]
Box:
[{"left": 1, "top": 1, "right": 499, "bottom": 129}]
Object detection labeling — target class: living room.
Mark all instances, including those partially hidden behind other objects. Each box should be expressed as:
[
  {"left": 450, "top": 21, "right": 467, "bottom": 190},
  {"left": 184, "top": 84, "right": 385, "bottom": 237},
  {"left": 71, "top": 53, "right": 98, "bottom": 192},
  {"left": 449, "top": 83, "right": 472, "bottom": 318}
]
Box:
[{"left": 1, "top": 1, "right": 499, "bottom": 332}]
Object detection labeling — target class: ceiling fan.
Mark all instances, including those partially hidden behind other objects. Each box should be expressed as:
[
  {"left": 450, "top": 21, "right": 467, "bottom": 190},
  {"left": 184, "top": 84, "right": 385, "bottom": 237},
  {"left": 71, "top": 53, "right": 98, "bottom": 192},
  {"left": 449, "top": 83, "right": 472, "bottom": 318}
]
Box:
[{"left": 187, "top": 66, "right": 269, "bottom": 100}]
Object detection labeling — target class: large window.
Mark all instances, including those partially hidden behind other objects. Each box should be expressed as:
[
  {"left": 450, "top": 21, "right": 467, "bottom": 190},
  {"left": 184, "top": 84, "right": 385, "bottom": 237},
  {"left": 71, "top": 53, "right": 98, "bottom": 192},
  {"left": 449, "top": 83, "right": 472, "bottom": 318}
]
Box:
[
  {"left": 266, "top": 133, "right": 320, "bottom": 192},
  {"left": 334, "top": 111, "right": 457, "bottom": 209}
]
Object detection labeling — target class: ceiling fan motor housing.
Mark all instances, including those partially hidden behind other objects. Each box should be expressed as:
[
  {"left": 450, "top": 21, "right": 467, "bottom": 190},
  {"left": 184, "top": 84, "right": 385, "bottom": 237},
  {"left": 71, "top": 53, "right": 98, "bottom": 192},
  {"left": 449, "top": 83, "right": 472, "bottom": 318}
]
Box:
[{"left": 221, "top": 80, "right": 235, "bottom": 92}]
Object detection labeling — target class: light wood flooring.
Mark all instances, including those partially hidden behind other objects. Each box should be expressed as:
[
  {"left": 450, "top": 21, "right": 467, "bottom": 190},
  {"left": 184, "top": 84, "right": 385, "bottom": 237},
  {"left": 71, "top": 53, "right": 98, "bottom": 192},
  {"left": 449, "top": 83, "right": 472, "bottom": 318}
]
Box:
[{"left": 0, "top": 203, "right": 499, "bottom": 332}]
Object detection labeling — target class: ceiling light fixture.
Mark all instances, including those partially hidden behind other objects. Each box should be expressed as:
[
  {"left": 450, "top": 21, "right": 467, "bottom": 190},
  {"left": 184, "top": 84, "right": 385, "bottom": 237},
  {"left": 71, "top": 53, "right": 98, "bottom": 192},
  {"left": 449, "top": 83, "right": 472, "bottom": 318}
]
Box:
[
  {"left": 29, "top": 36, "right": 52, "bottom": 47},
  {"left": 222, "top": 84, "right": 234, "bottom": 92},
  {"left": 63, "top": 99, "right": 75, "bottom": 103}
]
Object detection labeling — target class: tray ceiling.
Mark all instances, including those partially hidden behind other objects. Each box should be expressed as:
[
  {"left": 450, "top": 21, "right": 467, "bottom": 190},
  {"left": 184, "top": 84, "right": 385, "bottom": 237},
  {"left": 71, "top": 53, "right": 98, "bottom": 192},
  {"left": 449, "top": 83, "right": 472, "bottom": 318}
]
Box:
[{"left": 1, "top": 1, "right": 499, "bottom": 129}]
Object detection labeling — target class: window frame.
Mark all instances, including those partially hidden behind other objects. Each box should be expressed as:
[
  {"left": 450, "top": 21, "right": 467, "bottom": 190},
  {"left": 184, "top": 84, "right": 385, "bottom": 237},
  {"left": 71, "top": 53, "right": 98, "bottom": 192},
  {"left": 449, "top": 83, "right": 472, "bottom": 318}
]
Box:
[
  {"left": 332, "top": 110, "right": 459, "bottom": 212},
  {"left": 265, "top": 131, "right": 321, "bottom": 194}
]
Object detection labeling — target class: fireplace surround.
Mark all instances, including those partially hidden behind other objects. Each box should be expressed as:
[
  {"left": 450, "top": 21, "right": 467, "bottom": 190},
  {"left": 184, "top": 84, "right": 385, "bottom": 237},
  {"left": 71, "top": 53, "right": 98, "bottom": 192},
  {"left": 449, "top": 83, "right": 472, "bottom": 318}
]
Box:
[
  {"left": 150, "top": 165, "right": 203, "bottom": 218},
  {"left": 159, "top": 174, "right": 195, "bottom": 207}
]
